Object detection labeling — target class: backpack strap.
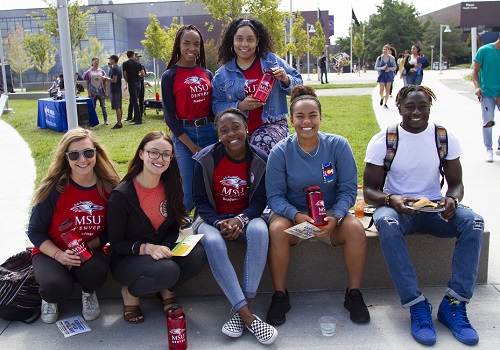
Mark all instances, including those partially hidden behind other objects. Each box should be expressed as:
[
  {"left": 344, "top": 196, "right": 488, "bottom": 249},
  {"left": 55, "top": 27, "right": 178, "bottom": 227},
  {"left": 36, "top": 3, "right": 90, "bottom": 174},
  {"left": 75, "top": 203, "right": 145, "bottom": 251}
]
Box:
[{"left": 434, "top": 124, "right": 448, "bottom": 188}]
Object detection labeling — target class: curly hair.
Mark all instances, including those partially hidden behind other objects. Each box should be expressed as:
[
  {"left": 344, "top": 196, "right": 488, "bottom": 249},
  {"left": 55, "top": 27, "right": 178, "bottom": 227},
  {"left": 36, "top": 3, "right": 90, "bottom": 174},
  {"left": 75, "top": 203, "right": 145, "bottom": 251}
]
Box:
[
  {"left": 32, "top": 128, "right": 120, "bottom": 205},
  {"left": 217, "top": 17, "right": 275, "bottom": 65},
  {"left": 122, "top": 131, "right": 187, "bottom": 225},
  {"left": 395, "top": 84, "right": 437, "bottom": 109},
  {"left": 167, "top": 24, "right": 207, "bottom": 69},
  {"left": 289, "top": 85, "right": 322, "bottom": 116}
]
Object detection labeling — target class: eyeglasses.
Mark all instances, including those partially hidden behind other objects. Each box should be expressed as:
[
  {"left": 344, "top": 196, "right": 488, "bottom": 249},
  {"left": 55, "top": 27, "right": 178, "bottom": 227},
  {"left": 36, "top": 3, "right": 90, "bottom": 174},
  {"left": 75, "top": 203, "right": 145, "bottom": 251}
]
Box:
[
  {"left": 66, "top": 148, "right": 96, "bottom": 161},
  {"left": 143, "top": 149, "right": 174, "bottom": 161}
]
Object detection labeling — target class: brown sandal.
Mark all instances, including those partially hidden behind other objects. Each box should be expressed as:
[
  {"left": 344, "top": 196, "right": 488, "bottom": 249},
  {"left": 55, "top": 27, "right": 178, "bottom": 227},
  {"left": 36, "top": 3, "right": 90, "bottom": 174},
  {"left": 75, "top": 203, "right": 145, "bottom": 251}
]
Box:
[
  {"left": 156, "top": 292, "right": 180, "bottom": 315},
  {"left": 123, "top": 304, "right": 144, "bottom": 324}
]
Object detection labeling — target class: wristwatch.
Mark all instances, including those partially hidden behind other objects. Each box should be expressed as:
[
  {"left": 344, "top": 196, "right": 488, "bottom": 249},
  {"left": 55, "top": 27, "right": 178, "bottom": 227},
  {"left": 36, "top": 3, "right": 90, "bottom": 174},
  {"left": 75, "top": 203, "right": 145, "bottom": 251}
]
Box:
[
  {"left": 235, "top": 214, "right": 250, "bottom": 227},
  {"left": 332, "top": 214, "right": 343, "bottom": 226},
  {"left": 446, "top": 195, "right": 459, "bottom": 207}
]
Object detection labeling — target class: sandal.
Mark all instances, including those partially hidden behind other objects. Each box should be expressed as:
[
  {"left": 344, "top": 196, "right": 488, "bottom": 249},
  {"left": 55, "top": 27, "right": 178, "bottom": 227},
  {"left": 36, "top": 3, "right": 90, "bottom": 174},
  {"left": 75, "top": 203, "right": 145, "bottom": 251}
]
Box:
[
  {"left": 156, "top": 292, "right": 180, "bottom": 315},
  {"left": 123, "top": 304, "right": 144, "bottom": 324}
]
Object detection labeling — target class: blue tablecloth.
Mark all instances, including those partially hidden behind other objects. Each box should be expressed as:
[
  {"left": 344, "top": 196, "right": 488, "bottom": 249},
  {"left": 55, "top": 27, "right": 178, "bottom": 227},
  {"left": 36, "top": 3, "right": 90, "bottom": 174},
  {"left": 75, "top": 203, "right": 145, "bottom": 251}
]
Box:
[{"left": 37, "top": 97, "right": 99, "bottom": 132}]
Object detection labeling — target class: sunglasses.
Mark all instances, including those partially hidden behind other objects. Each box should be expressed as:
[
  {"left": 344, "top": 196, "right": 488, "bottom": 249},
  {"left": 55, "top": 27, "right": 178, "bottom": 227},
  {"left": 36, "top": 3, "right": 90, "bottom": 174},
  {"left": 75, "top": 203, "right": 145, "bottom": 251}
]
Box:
[{"left": 66, "top": 148, "right": 96, "bottom": 161}]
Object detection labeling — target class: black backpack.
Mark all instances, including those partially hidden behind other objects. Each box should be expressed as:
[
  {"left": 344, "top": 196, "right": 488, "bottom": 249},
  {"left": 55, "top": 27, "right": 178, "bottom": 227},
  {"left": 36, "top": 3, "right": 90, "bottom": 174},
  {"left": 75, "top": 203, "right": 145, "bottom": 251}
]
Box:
[{"left": 0, "top": 250, "right": 41, "bottom": 323}]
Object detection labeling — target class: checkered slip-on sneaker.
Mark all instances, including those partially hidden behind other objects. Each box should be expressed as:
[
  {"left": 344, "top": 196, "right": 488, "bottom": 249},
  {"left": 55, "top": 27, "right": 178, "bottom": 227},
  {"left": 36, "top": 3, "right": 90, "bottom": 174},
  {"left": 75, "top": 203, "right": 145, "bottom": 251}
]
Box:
[
  {"left": 246, "top": 315, "right": 278, "bottom": 345},
  {"left": 222, "top": 312, "right": 245, "bottom": 338}
]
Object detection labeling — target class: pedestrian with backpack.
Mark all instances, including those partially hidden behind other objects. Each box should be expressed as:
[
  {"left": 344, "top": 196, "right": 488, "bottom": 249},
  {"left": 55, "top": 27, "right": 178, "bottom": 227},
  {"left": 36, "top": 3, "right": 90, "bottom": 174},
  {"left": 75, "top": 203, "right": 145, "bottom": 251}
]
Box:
[
  {"left": 363, "top": 85, "right": 484, "bottom": 346},
  {"left": 27, "top": 128, "right": 120, "bottom": 323}
]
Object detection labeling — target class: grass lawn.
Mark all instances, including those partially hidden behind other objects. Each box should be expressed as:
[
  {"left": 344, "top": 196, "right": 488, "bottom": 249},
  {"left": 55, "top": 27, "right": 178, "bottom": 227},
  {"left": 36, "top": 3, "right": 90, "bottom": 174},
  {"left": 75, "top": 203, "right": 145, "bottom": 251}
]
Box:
[{"left": 2, "top": 95, "right": 379, "bottom": 187}]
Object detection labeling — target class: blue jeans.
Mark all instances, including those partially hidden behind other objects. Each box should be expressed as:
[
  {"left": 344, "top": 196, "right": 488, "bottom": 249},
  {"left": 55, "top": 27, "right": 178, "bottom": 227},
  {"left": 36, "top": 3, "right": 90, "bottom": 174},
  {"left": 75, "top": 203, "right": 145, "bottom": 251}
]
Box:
[
  {"left": 480, "top": 96, "right": 500, "bottom": 150},
  {"left": 171, "top": 123, "right": 216, "bottom": 212},
  {"left": 406, "top": 71, "right": 423, "bottom": 85},
  {"left": 373, "top": 205, "right": 484, "bottom": 307},
  {"left": 198, "top": 217, "right": 269, "bottom": 312}
]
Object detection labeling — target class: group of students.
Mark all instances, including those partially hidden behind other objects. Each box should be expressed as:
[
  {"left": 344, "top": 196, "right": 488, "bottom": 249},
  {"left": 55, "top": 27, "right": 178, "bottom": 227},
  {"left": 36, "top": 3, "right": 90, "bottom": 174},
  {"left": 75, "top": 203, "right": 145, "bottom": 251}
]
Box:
[{"left": 27, "top": 17, "right": 484, "bottom": 347}]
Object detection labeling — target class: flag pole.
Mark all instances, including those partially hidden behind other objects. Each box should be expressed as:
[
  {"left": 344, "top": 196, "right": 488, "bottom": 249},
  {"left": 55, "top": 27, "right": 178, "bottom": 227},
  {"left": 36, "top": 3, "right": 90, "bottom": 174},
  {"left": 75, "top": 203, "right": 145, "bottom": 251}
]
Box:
[{"left": 350, "top": 7, "right": 353, "bottom": 74}]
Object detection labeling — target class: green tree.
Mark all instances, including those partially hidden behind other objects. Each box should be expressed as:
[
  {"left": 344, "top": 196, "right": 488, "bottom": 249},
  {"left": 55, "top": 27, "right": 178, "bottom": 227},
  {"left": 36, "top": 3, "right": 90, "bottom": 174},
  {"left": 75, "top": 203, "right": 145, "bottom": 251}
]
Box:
[
  {"left": 204, "top": 39, "right": 219, "bottom": 73},
  {"left": 363, "top": 0, "right": 427, "bottom": 61},
  {"left": 78, "top": 37, "right": 109, "bottom": 72},
  {"left": 352, "top": 26, "right": 366, "bottom": 75},
  {"left": 23, "top": 32, "right": 57, "bottom": 88},
  {"left": 5, "top": 26, "right": 33, "bottom": 92},
  {"left": 310, "top": 21, "right": 326, "bottom": 58},
  {"left": 29, "top": 0, "right": 93, "bottom": 52},
  {"left": 286, "top": 12, "right": 308, "bottom": 68},
  {"left": 164, "top": 17, "right": 183, "bottom": 65},
  {"left": 421, "top": 20, "right": 469, "bottom": 65},
  {"left": 141, "top": 14, "right": 169, "bottom": 88},
  {"left": 193, "top": 0, "right": 286, "bottom": 56}
]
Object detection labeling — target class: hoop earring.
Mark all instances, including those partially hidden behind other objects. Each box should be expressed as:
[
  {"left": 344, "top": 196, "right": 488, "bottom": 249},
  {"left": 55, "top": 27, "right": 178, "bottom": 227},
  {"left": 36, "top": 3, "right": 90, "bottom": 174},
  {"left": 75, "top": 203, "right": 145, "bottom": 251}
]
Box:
[{"left": 255, "top": 46, "right": 260, "bottom": 55}]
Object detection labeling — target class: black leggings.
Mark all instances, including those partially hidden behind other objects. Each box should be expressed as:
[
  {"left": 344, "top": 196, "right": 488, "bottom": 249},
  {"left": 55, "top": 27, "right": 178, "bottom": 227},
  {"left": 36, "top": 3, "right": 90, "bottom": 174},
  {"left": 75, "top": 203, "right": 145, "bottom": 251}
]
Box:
[
  {"left": 111, "top": 245, "right": 206, "bottom": 297},
  {"left": 32, "top": 250, "right": 108, "bottom": 303}
]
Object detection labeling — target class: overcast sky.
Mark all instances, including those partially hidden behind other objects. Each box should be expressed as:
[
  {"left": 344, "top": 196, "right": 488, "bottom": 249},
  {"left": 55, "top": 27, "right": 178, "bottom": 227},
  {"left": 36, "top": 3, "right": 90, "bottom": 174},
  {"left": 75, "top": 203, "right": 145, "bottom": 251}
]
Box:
[{"left": 0, "top": 0, "right": 496, "bottom": 41}]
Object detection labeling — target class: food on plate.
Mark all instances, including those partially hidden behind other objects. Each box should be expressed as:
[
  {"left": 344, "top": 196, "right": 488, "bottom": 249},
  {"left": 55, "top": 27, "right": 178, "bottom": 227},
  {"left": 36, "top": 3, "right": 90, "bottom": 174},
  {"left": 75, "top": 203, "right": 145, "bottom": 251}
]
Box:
[{"left": 412, "top": 197, "right": 438, "bottom": 209}]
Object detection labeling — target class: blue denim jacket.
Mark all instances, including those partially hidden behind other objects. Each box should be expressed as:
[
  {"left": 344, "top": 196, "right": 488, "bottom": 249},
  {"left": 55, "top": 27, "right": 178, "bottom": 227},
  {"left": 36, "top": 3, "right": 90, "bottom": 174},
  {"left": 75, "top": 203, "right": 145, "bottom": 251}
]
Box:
[{"left": 211, "top": 52, "right": 303, "bottom": 124}]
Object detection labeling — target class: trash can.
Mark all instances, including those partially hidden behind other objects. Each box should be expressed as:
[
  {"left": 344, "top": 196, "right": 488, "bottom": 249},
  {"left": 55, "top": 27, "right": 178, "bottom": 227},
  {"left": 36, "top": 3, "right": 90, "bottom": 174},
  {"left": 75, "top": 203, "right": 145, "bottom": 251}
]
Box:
[
  {"left": 443, "top": 61, "right": 449, "bottom": 70},
  {"left": 76, "top": 102, "right": 89, "bottom": 128},
  {"left": 433, "top": 62, "right": 439, "bottom": 70}
]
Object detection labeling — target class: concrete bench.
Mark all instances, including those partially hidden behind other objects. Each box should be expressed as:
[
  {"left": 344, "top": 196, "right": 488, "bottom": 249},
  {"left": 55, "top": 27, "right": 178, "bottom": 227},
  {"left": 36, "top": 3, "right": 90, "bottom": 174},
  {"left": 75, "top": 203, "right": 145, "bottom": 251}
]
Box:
[{"left": 87, "top": 216, "right": 490, "bottom": 299}]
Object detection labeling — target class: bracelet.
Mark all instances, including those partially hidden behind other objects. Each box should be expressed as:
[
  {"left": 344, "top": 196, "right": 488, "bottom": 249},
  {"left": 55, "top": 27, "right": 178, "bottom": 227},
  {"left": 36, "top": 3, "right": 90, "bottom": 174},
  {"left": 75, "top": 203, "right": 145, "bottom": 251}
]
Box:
[
  {"left": 235, "top": 215, "right": 245, "bottom": 227},
  {"left": 446, "top": 195, "right": 459, "bottom": 207},
  {"left": 142, "top": 242, "right": 149, "bottom": 255},
  {"left": 53, "top": 249, "right": 62, "bottom": 259},
  {"left": 385, "top": 194, "right": 394, "bottom": 206}
]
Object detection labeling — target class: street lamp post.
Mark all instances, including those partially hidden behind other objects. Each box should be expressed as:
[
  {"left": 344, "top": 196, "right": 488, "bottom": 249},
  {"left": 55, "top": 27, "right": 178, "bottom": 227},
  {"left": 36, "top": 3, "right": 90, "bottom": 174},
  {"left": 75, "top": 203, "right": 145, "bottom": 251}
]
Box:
[
  {"left": 306, "top": 23, "right": 315, "bottom": 80},
  {"left": 430, "top": 45, "right": 434, "bottom": 70},
  {"left": 439, "top": 24, "right": 451, "bottom": 74}
]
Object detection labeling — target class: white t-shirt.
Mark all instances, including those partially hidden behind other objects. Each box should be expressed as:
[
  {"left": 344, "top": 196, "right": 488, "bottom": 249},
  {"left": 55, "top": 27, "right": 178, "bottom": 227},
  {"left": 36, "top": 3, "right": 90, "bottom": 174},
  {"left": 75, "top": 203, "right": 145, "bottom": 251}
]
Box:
[{"left": 364, "top": 123, "right": 461, "bottom": 200}]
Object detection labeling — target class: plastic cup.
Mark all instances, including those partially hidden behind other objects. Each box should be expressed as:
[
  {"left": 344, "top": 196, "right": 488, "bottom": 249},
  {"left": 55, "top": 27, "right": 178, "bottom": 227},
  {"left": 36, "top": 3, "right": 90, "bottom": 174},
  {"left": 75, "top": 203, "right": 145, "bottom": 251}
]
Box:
[{"left": 319, "top": 316, "right": 337, "bottom": 336}]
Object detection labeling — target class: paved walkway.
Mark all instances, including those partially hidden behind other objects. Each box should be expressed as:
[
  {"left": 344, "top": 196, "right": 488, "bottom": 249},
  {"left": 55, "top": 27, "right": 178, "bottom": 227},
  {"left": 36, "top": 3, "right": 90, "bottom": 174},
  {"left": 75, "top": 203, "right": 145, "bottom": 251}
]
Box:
[{"left": 1, "top": 69, "right": 499, "bottom": 349}]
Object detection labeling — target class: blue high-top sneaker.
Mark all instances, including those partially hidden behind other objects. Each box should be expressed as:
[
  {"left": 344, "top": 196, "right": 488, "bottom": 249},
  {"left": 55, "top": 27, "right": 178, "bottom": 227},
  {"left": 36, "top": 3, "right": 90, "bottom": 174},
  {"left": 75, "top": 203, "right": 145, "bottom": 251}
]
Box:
[
  {"left": 409, "top": 298, "right": 436, "bottom": 345},
  {"left": 437, "top": 296, "right": 479, "bottom": 345}
]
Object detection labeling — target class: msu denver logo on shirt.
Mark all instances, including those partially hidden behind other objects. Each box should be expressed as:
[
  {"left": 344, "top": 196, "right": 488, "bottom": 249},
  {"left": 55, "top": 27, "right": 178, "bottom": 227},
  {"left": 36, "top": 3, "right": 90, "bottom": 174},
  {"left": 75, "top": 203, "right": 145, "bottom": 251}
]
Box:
[
  {"left": 71, "top": 201, "right": 104, "bottom": 215},
  {"left": 185, "top": 76, "right": 209, "bottom": 100}
]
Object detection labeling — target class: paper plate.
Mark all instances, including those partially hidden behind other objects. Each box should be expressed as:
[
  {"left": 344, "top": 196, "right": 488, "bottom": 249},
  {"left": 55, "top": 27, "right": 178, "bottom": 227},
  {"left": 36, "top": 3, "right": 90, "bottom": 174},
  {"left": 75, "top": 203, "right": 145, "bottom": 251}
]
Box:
[{"left": 405, "top": 201, "right": 445, "bottom": 213}]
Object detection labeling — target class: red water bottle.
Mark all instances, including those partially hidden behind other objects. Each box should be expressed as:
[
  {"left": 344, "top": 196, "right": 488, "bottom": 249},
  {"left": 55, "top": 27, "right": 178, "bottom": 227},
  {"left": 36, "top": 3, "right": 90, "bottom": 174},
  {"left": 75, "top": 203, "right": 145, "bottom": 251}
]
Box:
[
  {"left": 156, "top": 92, "right": 160, "bottom": 102},
  {"left": 253, "top": 69, "right": 276, "bottom": 103},
  {"left": 58, "top": 219, "right": 92, "bottom": 263},
  {"left": 306, "top": 186, "right": 327, "bottom": 227},
  {"left": 167, "top": 306, "right": 187, "bottom": 350}
]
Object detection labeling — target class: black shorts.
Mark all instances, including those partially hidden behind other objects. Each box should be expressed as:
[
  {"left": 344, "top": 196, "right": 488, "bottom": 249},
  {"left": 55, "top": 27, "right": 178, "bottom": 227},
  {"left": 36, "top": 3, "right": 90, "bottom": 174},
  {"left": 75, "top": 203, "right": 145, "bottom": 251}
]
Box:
[{"left": 110, "top": 91, "right": 122, "bottom": 110}]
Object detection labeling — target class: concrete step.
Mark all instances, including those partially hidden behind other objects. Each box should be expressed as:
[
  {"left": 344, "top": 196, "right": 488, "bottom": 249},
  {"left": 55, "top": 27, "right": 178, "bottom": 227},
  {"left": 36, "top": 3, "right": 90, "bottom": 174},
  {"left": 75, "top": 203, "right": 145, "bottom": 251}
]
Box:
[{"left": 85, "top": 217, "right": 490, "bottom": 299}]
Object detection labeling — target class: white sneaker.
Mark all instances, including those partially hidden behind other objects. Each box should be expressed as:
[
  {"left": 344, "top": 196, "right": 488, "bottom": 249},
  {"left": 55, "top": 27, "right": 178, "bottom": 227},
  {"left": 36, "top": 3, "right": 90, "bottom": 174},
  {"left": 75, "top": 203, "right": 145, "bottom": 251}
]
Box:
[
  {"left": 41, "top": 299, "right": 59, "bottom": 324},
  {"left": 485, "top": 149, "right": 493, "bottom": 162},
  {"left": 82, "top": 291, "right": 101, "bottom": 321},
  {"left": 496, "top": 148, "right": 500, "bottom": 157}
]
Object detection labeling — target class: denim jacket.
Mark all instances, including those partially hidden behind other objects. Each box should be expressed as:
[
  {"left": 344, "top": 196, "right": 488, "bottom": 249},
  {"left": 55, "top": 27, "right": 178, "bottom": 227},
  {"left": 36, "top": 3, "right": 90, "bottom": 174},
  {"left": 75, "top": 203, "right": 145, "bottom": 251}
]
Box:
[{"left": 211, "top": 52, "right": 303, "bottom": 124}]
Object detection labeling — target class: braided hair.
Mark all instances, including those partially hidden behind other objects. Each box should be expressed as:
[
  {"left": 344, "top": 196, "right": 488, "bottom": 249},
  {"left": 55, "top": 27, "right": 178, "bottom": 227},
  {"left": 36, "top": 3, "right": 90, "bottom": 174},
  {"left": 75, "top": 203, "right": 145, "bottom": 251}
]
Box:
[
  {"left": 214, "top": 108, "right": 253, "bottom": 192},
  {"left": 167, "top": 24, "right": 207, "bottom": 69},
  {"left": 395, "top": 84, "right": 437, "bottom": 109}
]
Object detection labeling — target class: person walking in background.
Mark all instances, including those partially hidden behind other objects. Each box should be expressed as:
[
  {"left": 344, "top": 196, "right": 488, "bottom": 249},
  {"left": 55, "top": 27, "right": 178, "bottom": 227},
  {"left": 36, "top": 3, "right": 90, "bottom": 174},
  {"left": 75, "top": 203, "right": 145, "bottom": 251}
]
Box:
[
  {"left": 108, "top": 131, "right": 206, "bottom": 324},
  {"left": 134, "top": 53, "right": 146, "bottom": 118},
  {"left": 212, "top": 17, "right": 302, "bottom": 154},
  {"left": 374, "top": 44, "right": 397, "bottom": 108},
  {"left": 192, "top": 108, "right": 277, "bottom": 345},
  {"left": 318, "top": 51, "right": 329, "bottom": 84},
  {"left": 389, "top": 46, "right": 398, "bottom": 97},
  {"left": 399, "top": 50, "right": 410, "bottom": 86},
  {"left": 161, "top": 24, "right": 216, "bottom": 213},
  {"left": 363, "top": 85, "right": 484, "bottom": 346},
  {"left": 471, "top": 33, "right": 500, "bottom": 162},
  {"left": 104, "top": 55, "right": 123, "bottom": 129},
  {"left": 265, "top": 85, "right": 370, "bottom": 327},
  {"left": 404, "top": 44, "right": 429, "bottom": 86},
  {"left": 27, "top": 128, "right": 120, "bottom": 324},
  {"left": 84, "top": 58, "right": 108, "bottom": 125},
  {"left": 122, "top": 50, "right": 145, "bottom": 125}
]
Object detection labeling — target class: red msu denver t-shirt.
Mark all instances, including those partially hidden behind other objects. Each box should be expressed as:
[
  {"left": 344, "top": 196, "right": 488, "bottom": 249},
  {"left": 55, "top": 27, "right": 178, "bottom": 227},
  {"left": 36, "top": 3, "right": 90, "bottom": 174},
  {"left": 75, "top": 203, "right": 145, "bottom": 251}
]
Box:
[
  {"left": 241, "top": 60, "right": 264, "bottom": 134},
  {"left": 212, "top": 155, "right": 250, "bottom": 215},
  {"left": 173, "top": 66, "right": 212, "bottom": 120},
  {"left": 31, "top": 182, "right": 109, "bottom": 255}
]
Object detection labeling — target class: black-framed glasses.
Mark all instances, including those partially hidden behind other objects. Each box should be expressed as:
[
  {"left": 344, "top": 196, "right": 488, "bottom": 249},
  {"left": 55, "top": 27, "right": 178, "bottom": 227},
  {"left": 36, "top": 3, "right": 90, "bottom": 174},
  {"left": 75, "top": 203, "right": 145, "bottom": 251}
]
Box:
[
  {"left": 143, "top": 149, "right": 174, "bottom": 161},
  {"left": 66, "top": 148, "right": 96, "bottom": 161}
]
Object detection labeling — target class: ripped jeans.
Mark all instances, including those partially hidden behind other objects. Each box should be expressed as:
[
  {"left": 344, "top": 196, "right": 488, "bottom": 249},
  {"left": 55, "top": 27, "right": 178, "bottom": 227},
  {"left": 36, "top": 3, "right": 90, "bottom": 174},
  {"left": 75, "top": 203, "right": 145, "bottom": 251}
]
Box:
[{"left": 373, "top": 205, "right": 484, "bottom": 307}]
